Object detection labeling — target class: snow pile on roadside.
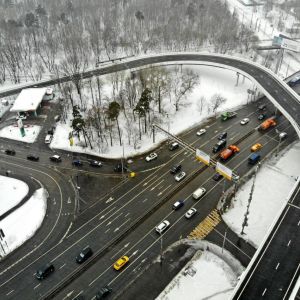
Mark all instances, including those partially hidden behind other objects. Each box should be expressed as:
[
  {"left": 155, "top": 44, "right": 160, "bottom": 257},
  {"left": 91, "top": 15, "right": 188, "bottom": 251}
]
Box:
[
  {"left": 0, "top": 125, "right": 41, "bottom": 143},
  {"left": 223, "top": 141, "right": 300, "bottom": 247},
  {"left": 157, "top": 250, "right": 236, "bottom": 300},
  {"left": 0, "top": 188, "right": 48, "bottom": 257},
  {"left": 0, "top": 175, "right": 29, "bottom": 216}
]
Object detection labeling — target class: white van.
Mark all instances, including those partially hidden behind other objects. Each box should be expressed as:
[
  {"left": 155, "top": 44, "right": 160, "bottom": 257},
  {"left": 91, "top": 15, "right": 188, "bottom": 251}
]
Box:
[{"left": 192, "top": 187, "right": 206, "bottom": 200}]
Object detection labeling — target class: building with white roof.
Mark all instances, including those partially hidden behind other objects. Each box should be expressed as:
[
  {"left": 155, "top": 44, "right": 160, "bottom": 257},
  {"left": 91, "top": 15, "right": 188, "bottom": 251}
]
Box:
[{"left": 10, "top": 88, "right": 50, "bottom": 116}]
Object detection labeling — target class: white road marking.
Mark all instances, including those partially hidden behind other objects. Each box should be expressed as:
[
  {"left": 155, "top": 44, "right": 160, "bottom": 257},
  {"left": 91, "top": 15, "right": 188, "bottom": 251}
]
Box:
[
  {"left": 124, "top": 212, "right": 130, "bottom": 218},
  {"left": 33, "top": 284, "right": 40, "bottom": 290},
  {"left": 158, "top": 184, "right": 172, "bottom": 196},
  {"left": 105, "top": 228, "right": 110, "bottom": 233},
  {"left": 275, "top": 262, "right": 280, "bottom": 270},
  {"left": 62, "top": 291, "right": 74, "bottom": 300},
  {"left": 142, "top": 198, "right": 148, "bottom": 203},
  {"left": 106, "top": 214, "right": 122, "bottom": 226},
  {"left": 114, "top": 218, "right": 131, "bottom": 232},
  {"left": 298, "top": 220, "right": 300, "bottom": 226},
  {"left": 59, "top": 263, "right": 66, "bottom": 270},
  {"left": 6, "top": 290, "right": 14, "bottom": 295},
  {"left": 131, "top": 250, "right": 139, "bottom": 256},
  {"left": 111, "top": 242, "right": 131, "bottom": 260},
  {"left": 150, "top": 179, "right": 164, "bottom": 191},
  {"left": 262, "top": 288, "right": 267, "bottom": 296},
  {"left": 287, "top": 240, "right": 291, "bottom": 247}
]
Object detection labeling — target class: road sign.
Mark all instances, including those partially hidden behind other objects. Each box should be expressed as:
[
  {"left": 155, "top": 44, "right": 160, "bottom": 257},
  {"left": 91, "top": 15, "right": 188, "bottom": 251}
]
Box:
[
  {"left": 195, "top": 149, "right": 210, "bottom": 165},
  {"left": 216, "top": 162, "right": 233, "bottom": 180},
  {"left": 272, "top": 35, "right": 300, "bottom": 52}
]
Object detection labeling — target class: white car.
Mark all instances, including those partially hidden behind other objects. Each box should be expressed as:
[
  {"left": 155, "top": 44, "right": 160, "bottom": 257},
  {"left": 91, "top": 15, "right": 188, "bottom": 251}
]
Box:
[
  {"left": 279, "top": 132, "right": 287, "bottom": 140},
  {"left": 196, "top": 129, "right": 206, "bottom": 136},
  {"left": 145, "top": 152, "right": 158, "bottom": 162},
  {"left": 240, "top": 118, "right": 249, "bottom": 125},
  {"left": 185, "top": 208, "right": 197, "bottom": 219},
  {"left": 45, "top": 134, "right": 53, "bottom": 144},
  {"left": 155, "top": 220, "right": 170, "bottom": 234},
  {"left": 174, "top": 171, "right": 186, "bottom": 182}
]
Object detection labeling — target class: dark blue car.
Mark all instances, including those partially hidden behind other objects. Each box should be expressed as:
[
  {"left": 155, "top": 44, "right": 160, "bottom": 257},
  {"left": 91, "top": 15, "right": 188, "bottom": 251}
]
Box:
[{"left": 72, "top": 159, "right": 83, "bottom": 167}]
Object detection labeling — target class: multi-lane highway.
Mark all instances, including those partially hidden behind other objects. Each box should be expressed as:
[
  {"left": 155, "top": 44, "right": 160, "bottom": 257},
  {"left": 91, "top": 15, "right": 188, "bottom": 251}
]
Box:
[
  {"left": 1, "top": 101, "right": 297, "bottom": 300},
  {"left": 0, "top": 53, "right": 299, "bottom": 300},
  {"left": 233, "top": 179, "right": 300, "bottom": 300}
]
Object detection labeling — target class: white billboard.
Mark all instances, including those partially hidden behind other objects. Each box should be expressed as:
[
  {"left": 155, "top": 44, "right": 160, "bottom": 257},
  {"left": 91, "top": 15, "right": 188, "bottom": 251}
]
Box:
[
  {"left": 216, "top": 162, "right": 233, "bottom": 180},
  {"left": 272, "top": 36, "right": 300, "bottom": 52},
  {"left": 196, "top": 149, "right": 210, "bottom": 165}
]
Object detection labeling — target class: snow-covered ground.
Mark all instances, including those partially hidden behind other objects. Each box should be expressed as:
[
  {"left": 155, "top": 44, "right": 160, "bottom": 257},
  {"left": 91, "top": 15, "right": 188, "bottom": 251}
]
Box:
[
  {"left": 223, "top": 141, "right": 300, "bottom": 248},
  {"left": 51, "top": 66, "right": 253, "bottom": 158},
  {"left": 157, "top": 240, "right": 244, "bottom": 300},
  {"left": 0, "top": 186, "right": 48, "bottom": 258},
  {"left": 0, "top": 175, "right": 29, "bottom": 216},
  {"left": 0, "top": 124, "right": 41, "bottom": 143}
]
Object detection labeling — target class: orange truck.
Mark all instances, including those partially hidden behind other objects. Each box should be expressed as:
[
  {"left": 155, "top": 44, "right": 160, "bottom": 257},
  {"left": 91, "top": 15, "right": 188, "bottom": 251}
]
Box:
[
  {"left": 259, "top": 118, "right": 276, "bottom": 130},
  {"left": 220, "top": 145, "right": 240, "bottom": 160}
]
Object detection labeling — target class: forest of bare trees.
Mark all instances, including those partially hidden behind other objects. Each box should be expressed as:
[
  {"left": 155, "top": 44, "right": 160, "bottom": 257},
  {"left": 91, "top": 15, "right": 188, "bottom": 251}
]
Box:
[{"left": 0, "top": 0, "right": 261, "bottom": 85}]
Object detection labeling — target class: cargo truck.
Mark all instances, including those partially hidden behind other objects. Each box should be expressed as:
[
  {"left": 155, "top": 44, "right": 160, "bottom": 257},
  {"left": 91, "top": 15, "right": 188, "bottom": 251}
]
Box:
[
  {"left": 259, "top": 118, "right": 276, "bottom": 130},
  {"left": 221, "top": 111, "right": 237, "bottom": 121},
  {"left": 220, "top": 145, "right": 240, "bottom": 160}
]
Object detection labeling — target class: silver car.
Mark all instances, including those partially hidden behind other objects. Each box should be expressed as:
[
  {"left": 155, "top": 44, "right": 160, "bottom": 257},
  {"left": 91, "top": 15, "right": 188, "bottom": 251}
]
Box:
[
  {"left": 185, "top": 208, "right": 197, "bottom": 219},
  {"left": 175, "top": 171, "right": 186, "bottom": 182}
]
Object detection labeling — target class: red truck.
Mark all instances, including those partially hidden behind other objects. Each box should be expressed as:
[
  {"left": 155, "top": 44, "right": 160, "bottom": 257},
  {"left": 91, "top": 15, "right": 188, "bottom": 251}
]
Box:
[
  {"left": 259, "top": 118, "right": 276, "bottom": 130},
  {"left": 220, "top": 145, "right": 240, "bottom": 161}
]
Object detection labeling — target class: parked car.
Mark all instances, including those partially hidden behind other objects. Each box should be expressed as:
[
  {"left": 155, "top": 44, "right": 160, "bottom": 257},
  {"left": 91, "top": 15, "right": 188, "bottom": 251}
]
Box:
[
  {"left": 76, "top": 246, "right": 93, "bottom": 264},
  {"left": 72, "top": 159, "right": 83, "bottom": 167},
  {"left": 212, "top": 173, "right": 223, "bottom": 181},
  {"left": 35, "top": 263, "right": 55, "bottom": 280},
  {"left": 49, "top": 155, "right": 62, "bottom": 162},
  {"left": 258, "top": 104, "right": 266, "bottom": 110},
  {"left": 288, "top": 75, "right": 300, "bottom": 87},
  {"left": 145, "top": 152, "right": 158, "bottom": 162},
  {"left": 212, "top": 139, "right": 226, "bottom": 153},
  {"left": 218, "top": 132, "right": 227, "bottom": 140},
  {"left": 45, "top": 134, "right": 53, "bottom": 144},
  {"left": 172, "top": 200, "right": 184, "bottom": 210},
  {"left": 170, "top": 164, "right": 182, "bottom": 174},
  {"left": 279, "top": 132, "right": 287, "bottom": 140},
  {"left": 251, "top": 143, "right": 263, "bottom": 152},
  {"left": 155, "top": 220, "right": 170, "bottom": 234},
  {"left": 114, "top": 163, "right": 128, "bottom": 172},
  {"left": 185, "top": 208, "right": 197, "bottom": 219},
  {"left": 27, "top": 154, "right": 39, "bottom": 162},
  {"left": 90, "top": 160, "right": 102, "bottom": 167},
  {"left": 174, "top": 171, "right": 186, "bottom": 182},
  {"left": 113, "top": 255, "right": 129, "bottom": 270},
  {"left": 196, "top": 128, "right": 206, "bottom": 136},
  {"left": 240, "top": 118, "right": 249, "bottom": 125},
  {"left": 169, "top": 142, "right": 179, "bottom": 151},
  {"left": 47, "top": 127, "right": 56, "bottom": 135},
  {"left": 258, "top": 113, "right": 266, "bottom": 120},
  {"left": 15, "top": 112, "right": 28, "bottom": 120},
  {"left": 96, "top": 286, "right": 112, "bottom": 299},
  {"left": 5, "top": 149, "right": 16, "bottom": 156}
]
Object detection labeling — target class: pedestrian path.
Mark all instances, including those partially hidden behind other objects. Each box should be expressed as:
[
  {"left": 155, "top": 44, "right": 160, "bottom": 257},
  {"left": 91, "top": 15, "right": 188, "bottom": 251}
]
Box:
[{"left": 188, "top": 209, "right": 221, "bottom": 240}]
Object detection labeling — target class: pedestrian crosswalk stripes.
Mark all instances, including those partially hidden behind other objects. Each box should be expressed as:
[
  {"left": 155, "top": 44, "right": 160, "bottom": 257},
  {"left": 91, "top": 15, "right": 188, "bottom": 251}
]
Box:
[{"left": 188, "top": 209, "right": 221, "bottom": 240}]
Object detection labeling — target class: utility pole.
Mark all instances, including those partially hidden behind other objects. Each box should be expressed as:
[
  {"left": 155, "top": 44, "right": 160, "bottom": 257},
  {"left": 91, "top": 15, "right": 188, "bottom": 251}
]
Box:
[{"left": 241, "top": 163, "right": 260, "bottom": 235}]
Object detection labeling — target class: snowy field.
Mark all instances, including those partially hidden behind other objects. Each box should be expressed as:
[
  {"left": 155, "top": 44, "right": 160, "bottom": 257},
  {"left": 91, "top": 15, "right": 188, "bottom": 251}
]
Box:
[
  {"left": 0, "top": 175, "right": 29, "bottom": 216},
  {"left": 0, "top": 124, "right": 41, "bottom": 143},
  {"left": 223, "top": 141, "right": 300, "bottom": 247},
  {"left": 157, "top": 241, "right": 244, "bottom": 300},
  {"left": 0, "top": 187, "right": 48, "bottom": 258}
]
